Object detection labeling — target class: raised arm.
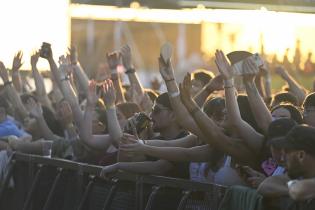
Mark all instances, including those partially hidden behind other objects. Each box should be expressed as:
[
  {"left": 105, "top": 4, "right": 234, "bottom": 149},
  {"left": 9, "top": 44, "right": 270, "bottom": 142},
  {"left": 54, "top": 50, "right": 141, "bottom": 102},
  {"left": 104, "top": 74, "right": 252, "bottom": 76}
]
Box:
[
  {"left": 68, "top": 46, "right": 89, "bottom": 96},
  {"left": 25, "top": 98, "right": 58, "bottom": 141},
  {"left": 79, "top": 80, "right": 112, "bottom": 151},
  {"left": 243, "top": 58, "right": 272, "bottom": 134},
  {"left": 158, "top": 56, "right": 204, "bottom": 141},
  {"left": 215, "top": 50, "right": 264, "bottom": 152},
  {"left": 0, "top": 61, "right": 28, "bottom": 120},
  {"left": 103, "top": 79, "right": 123, "bottom": 146},
  {"left": 31, "top": 51, "right": 54, "bottom": 113},
  {"left": 106, "top": 52, "right": 125, "bottom": 104},
  {"left": 193, "top": 75, "right": 224, "bottom": 106},
  {"left": 179, "top": 73, "right": 258, "bottom": 167},
  {"left": 120, "top": 45, "right": 152, "bottom": 112},
  {"left": 275, "top": 66, "right": 307, "bottom": 105},
  {"left": 11, "top": 51, "right": 23, "bottom": 93}
]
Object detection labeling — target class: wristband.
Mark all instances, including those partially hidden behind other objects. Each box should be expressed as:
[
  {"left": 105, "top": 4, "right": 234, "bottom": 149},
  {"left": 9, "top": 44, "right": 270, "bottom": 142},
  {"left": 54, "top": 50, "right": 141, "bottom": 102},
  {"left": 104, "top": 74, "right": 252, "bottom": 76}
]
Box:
[
  {"left": 165, "top": 78, "right": 175, "bottom": 82},
  {"left": 287, "top": 180, "right": 298, "bottom": 188},
  {"left": 224, "top": 79, "right": 234, "bottom": 87},
  {"left": 60, "top": 76, "right": 70, "bottom": 82},
  {"left": 125, "top": 68, "right": 135, "bottom": 74},
  {"left": 4, "top": 81, "right": 13, "bottom": 86},
  {"left": 169, "top": 91, "right": 180, "bottom": 98}
]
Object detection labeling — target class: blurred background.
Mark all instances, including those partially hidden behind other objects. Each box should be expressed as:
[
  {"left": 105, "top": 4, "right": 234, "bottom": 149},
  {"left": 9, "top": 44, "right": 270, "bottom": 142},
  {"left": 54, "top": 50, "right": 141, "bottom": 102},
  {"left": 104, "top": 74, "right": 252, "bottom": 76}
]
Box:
[{"left": 1, "top": 0, "right": 315, "bottom": 90}]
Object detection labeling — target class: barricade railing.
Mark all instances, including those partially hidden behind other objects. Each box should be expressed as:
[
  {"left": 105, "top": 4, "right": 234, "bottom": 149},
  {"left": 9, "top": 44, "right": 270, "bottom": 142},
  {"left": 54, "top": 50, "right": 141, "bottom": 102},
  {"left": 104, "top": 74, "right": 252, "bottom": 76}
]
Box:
[{"left": 0, "top": 153, "right": 227, "bottom": 210}]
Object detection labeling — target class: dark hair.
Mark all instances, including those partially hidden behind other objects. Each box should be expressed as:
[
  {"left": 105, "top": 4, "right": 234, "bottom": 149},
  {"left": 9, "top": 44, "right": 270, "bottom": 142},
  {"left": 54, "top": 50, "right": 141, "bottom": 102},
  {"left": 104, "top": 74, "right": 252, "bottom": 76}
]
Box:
[
  {"left": 144, "top": 88, "right": 159, "bottom": 103},
  {"left": 237, "top": 94, "right": 260, "bottom": 132},
  {"left": 271, "top": 92, "right": 298, "bottom": 107},
  {"left": 303, "top": 92, "right": 315, "bottom": 108},
  {"left": 271, "top": 103, "right": 303, "bottom": 124},
  {"left": 42, "top": 106, "right": 64, "bottom": 137},
  {"left": 267, "top": 118, "right": 297, "bottom": 139},
  {"left": 191, "top": 69, "right": 214, "bottom": 86},
  {"left": 203, "top": 97, "right": 225, "bottom": 117},
  {"left": 20, "top": 93, "right": 38, "bottom": 104},
  {"left": 155, "top": 92, "right": 172, "bottom": 110},
  {"left": 117, "top": 102, "right": 141, "bottom": 119}
]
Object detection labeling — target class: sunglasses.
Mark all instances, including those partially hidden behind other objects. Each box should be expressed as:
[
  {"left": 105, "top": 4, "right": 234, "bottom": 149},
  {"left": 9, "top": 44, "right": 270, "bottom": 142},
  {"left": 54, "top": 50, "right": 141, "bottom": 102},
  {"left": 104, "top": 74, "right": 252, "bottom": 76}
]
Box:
[{"left": 151, "top": 105, "right": 170, "bottom": 114}]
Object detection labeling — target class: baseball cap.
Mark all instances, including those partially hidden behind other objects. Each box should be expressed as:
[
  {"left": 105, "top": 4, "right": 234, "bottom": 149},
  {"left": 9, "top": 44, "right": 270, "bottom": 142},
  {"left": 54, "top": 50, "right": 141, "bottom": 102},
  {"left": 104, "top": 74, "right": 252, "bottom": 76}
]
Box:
[{"left": 270, "top": 125, "right": 315, "bottom": 156}]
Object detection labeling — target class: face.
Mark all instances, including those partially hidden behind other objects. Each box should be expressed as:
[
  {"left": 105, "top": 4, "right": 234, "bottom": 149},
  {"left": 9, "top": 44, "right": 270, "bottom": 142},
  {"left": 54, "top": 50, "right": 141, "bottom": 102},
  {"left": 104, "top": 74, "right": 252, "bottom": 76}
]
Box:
[
  {"left": 191, "top": 79, "right": 203, "bottom": 96},
  {"left": 285, "top": 150, "right": 305, "bottom": 179},
  {"left": 116, "top": 109, "right": 127, "bottom": 129},
  {"left": 303, "top": 106, "right": 315, "bottom": 127},
  {"left": 270, "top": 145, "right": 286, "bottom": 166},
  {"left": 150, "top": 103, "right": 173, "bottom": 132},
  {"left": 272, "top": 107, "right": 291, "bottom": 120},
  {"left": 211, "top": 108, "right": 228, "bottom": 130},
  {"left": 92, "top": 111, "right": 106, "bottom": 134}
]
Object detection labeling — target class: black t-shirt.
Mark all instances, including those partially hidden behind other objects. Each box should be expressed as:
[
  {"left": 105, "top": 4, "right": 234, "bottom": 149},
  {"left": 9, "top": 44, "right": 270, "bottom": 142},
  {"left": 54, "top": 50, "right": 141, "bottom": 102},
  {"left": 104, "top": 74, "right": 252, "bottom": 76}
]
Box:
[{"left": 146, "top": 130, "right": 190, "bottom": 179}]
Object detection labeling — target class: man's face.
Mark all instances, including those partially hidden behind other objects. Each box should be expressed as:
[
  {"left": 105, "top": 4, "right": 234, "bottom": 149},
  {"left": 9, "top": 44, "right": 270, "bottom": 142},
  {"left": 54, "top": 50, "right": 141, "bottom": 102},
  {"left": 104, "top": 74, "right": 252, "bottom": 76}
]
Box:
[
  {"left": 285, "top": 150, "right": 305, "bottom": 179},
  {"left": 303, "top": 106, "right": 315, "bottom": 127},
  {"left": 150, "top": 103, "right": 173, "bottom": 132}
]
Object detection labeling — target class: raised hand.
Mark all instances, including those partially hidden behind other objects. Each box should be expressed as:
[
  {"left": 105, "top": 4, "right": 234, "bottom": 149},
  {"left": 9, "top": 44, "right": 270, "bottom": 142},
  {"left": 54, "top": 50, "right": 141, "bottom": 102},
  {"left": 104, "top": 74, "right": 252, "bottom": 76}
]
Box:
[
  {"left": 215, "top": 50, "right": 233, "bottom": 80},
  {"left": 58, "top": 55, "right": 72, "bottom": 76},
  {"left": 274, "top": 66, "right": 288, "bottom": 79},
  {"left": 179, "top": 73, "right": 197, "bottom": 112},
  {"left": 207, "top": 75, "right": 224, "bottom": 92},
  {"left": 31, "top": 51, "right": 40, "bottom": 68},
  {"left": 106, "top": 52, "right": 120, "bottom": 74},
  {"left": 158, "top": 56, "right": 175, "bottom": 82},
  {"left": 57, "top": 100, "right": 73, "bottom": 126},
  {"left": 26, "top": 98, "right": 43, "bottom": 119},
  {"left": 120, "top": 44, "right": 133, "bottom": 70},
  {"left": 86, "top": 80, "right": 99, "bottom": 107},
  {"left": 68, "top": 46, "right": 78, "bottom": 65},
  {"left": 242, "top": 56, "right": 260, "bottom": 83},
  {"left": 12, "top": 51, "right": 23, "bottom": 71},
  {"left": 103, "top": 79, "right": 116, "bottom": 109},
  {"left": 0, "top": 61, "right": 9, "bottom": 82}
]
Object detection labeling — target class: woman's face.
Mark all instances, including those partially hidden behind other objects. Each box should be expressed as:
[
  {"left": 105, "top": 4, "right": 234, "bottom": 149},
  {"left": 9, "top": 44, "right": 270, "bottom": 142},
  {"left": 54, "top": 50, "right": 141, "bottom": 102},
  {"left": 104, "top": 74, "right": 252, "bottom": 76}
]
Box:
[
  {"left": 116, "top": 109, "right": 127, "bottom": 129},
  {"left": 272, "top": 107, "right": 291, "bottom": 120},
  {"left": 92, "top": 111, "right": 106, "bottom": 134}
]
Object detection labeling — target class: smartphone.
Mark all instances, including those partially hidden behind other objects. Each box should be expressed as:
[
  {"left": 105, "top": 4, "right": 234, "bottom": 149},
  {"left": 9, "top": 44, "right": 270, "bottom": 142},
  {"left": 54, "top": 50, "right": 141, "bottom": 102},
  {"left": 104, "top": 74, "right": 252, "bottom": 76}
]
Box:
[
  {"left": 39, "top": 42, "right": 51, "bottom": 59},
  {"left": 227, "top": 51, "right": 263, "bottom": 76}
]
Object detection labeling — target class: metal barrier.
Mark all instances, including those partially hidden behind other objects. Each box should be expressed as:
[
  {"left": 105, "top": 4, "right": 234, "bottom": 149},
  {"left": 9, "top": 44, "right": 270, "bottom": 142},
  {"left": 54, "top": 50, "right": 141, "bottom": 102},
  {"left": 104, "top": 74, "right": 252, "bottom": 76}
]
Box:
[{"left": 0, "top": 153, "right": 227, "bottom": 210}]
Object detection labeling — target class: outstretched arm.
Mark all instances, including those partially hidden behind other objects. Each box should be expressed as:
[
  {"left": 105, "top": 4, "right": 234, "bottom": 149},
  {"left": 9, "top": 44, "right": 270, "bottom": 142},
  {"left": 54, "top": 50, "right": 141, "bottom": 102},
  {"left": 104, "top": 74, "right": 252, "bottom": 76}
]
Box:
[
  {"left": 31, "top": 51, "right": 54, "bottom": 113},
  {"left": 120, "top": 136, "right": 211, "bottom": 162},
  {"left": 106, "top": 51, "right": 125, "bottom": 104},
  {"left": 193, "top": 75, "right": 224, "bottom": 107},
  {"left": 68, "top": 46, "right": 89, "bottom": 96},
  {"left": 120, "top": 45, "right": 152, "bottom": 113},
  {"left": 179, "top": 73, "right": 258, "bottom": 167},
  {"left": 158, "top": 55, "right": 204, "bottom": 142},
  {"left": 79, "top": 80, "right": 112, "bottom": 151},
  {"left": 275, "top": 66, "right": 307, "bottom": 105},
  {"left": 102, "top": 79, "right": 123, "bottom": 147},
  {"left": 11, "top": 51, "right": 23, "bottom": 93},
  {"left": 100, "top": 159, "right": 173, "bottom": 177},
  {"left": 242, "top": 58, "right": 272, "bottom": 134},
  {"left": 0, "top": 61, "right": 28, "bottom": 120},
  {"left": 215, "top": 50, "right": 264, "bottom": 152}
]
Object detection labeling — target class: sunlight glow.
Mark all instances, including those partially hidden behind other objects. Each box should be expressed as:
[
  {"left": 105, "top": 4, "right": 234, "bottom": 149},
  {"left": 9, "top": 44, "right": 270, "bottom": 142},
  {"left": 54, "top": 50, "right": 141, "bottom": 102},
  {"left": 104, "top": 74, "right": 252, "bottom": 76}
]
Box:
[
  {"left": 71, "top": 4, "right": 315, "bottom": 62},
  {"left": 0, "top": 0, "right": 70, "bottom": 70}
]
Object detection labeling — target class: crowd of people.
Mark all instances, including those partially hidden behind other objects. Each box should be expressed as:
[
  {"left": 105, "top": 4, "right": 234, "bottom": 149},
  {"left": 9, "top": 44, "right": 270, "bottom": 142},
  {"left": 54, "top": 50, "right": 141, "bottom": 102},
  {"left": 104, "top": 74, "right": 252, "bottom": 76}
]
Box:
[{"left": 0, "top": 42, "right": 314, "bottom": 210}]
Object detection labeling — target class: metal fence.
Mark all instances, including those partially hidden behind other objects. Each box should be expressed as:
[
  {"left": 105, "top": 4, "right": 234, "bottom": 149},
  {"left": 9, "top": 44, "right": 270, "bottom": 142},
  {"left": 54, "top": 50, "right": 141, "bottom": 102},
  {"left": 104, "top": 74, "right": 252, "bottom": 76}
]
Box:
[{"left": 0, "top": 153, "right": 227, "bottom": 210}]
